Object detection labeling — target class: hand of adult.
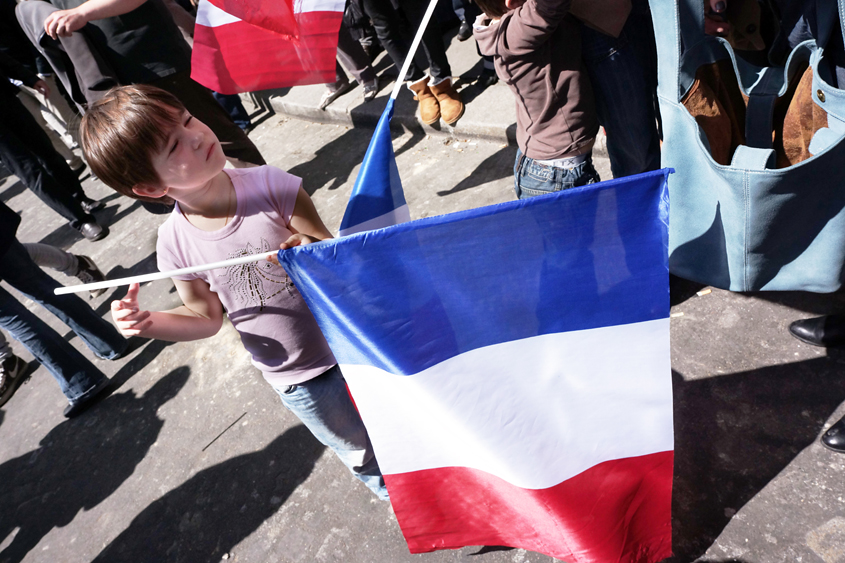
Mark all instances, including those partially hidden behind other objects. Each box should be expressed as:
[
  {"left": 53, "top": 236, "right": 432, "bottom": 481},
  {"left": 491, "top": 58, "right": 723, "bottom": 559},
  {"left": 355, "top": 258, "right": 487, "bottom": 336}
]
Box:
[
  {"left": 704, "top": 0, "right": 730, "bottom": 36},
  {"left": 44, "top": 9, "right": 88, "bottom": 39},
  {"left": 33, "top": 79, "right": 50, "bottom": 98}
]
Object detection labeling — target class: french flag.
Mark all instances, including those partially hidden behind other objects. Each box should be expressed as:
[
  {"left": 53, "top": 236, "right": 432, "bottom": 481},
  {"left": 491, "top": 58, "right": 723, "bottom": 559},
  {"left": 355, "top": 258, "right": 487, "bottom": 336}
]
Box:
[
  {"left": 339, "top": 98, "right": 411, "bottom": 236},
  {"left": 191, "top": 0, "right": 345, "bottom": 95},
  {"left": 279, "top": 170, "right": 675, "bottom": 562}
]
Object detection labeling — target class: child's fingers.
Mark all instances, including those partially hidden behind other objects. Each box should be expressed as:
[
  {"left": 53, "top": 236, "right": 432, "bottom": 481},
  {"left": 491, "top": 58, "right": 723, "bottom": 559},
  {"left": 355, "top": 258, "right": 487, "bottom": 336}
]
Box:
[
  {"left": 266, "top": 252, "right": 280, "bottom": 266},
  {"left": 125, "top": 282, "right": 141, "bottom": 301}
]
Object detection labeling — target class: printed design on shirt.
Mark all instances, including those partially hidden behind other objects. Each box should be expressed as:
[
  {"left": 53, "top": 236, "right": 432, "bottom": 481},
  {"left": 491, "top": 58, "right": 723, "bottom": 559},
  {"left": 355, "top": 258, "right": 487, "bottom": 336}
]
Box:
[{"left": 219, "top": 238, "right": 296, "bottom": 310}]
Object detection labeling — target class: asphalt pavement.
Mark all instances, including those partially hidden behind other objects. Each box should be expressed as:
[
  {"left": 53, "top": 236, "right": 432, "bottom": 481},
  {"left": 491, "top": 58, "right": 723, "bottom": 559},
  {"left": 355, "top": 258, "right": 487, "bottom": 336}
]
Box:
[{"left": 1, "top": 25, "right": 844, "bottom": 563}]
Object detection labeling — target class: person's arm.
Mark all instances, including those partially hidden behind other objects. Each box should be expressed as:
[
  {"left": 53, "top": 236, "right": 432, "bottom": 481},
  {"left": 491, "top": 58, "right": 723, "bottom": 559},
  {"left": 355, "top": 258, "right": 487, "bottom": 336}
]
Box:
[
  {"left": 44, "top": 0, "right": 149, "bottom": 39},
  {"left": 111, "top": 278, "right": 224, "bottom": 341},
  {"left": 504, "top": 0, "right": 573, "bottom": 53},
  {"left": 267, "top": 186, "right": 333, "bottom": 264}
]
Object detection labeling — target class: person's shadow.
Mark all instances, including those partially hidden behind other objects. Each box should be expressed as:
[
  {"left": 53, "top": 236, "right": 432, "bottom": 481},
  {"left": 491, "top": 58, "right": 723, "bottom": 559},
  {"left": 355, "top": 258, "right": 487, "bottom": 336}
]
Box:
[
  {"left": 92, "top": 424, "right": 325, "bottom": 562},
  {"left": 0, "top": 367, "right": 190, "bottom": 563}
]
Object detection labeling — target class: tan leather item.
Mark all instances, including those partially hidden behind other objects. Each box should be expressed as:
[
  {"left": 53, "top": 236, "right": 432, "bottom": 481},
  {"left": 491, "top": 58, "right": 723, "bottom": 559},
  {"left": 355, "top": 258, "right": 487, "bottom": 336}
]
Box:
[
  {"left": 429, "top": 78, "right": 465, "bottom": 125},
  {"left": 775, "top": 65, "right": 828, "bottom": 167},
  {"left": 681, "top": 59, "right": 747, "bottom": 165},
  {"left": 570, "top": 0, "right": 632, "bottom": 38},
  {"left": 409, "top": 78, "right": 440, "bottom": 125}
]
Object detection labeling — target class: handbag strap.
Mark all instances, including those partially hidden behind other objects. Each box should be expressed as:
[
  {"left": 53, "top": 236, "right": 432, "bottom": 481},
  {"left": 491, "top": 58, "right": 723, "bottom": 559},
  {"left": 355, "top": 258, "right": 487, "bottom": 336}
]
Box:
[{"left": 652, "top": 0, "right": 845, "bottom": 102}]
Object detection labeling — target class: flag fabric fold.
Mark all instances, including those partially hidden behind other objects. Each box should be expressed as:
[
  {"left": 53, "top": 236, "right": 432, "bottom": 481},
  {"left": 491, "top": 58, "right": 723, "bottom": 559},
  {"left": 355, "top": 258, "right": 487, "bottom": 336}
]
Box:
[
  {"left": 279, "top": 170, "right": 674, "bottom": 562},
  {"left": 191, "top": 0, "right": 345, "bottom": 95},
  {"left": 338, "top": 98, "right": 410, "bottom": 236}
]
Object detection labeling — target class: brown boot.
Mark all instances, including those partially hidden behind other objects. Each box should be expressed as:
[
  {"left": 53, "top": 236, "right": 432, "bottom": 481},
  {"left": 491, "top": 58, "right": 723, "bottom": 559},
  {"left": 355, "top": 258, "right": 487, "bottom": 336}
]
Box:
[
  {"left": 429, "top": 77, "right": 464, "bottom": 125},
  {"left": 408, "top": 77, "right": 440, "bottom": 125}
]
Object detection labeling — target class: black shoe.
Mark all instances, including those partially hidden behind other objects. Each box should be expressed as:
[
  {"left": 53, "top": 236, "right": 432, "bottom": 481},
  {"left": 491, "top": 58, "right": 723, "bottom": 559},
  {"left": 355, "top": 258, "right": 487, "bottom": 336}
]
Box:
[
  {"left": 80, "top": 197, "right": 105, "bottom": 214},
  {"left": 64, "top": 378, "right": 111, "bottom": 418},
  {"left": 0, "top": 355, "right": 27, "bottom": 408},
  {"left": 822, "top": 415, "right": 845, "bottom": 453},
  {"left": 457, "top": 20, "right": 473, "bottom": 41},
  {"left": 78, "top": 222, "right": 106, "bottom": 241},
  {"left": 788, "top": 315, "right": 845, "bottom": 347},
  {"left": 74, "top": 255, "right": 107, "bottom": 298},
  {"left": 477, "top": 68, "right": 498, "bottom": 88}
]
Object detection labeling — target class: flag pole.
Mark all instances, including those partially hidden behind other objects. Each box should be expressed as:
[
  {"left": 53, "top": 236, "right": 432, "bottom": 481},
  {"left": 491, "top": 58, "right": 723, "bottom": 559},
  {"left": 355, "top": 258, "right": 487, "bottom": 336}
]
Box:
[
  {"left": 388, "top": 0, "right": 440, "bottom": 101},
  {"left": 53, "top": 251, "right": 280, "bottom": 295}
]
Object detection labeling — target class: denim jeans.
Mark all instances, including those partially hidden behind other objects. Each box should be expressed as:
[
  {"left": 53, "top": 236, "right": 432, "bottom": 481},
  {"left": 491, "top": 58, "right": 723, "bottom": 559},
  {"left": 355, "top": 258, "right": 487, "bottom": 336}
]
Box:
[
  {"left": 580, "top": 0, "right": 661, "bottom": 178},
  {"left": 272, "top": 365, "right": 389, "bottom": 500},
  {"left": 0, "top": 241, "right": 124, "bottom": 402},
  {"left": 513, "top": 149, "right": 600, "bottom": 199}
]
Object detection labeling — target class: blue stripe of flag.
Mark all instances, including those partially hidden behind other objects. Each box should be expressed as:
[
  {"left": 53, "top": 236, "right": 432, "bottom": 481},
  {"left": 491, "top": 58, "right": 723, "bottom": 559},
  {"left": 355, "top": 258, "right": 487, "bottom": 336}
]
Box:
[{"left": 280, "top": 170, "right": 671, "bottom": 375}]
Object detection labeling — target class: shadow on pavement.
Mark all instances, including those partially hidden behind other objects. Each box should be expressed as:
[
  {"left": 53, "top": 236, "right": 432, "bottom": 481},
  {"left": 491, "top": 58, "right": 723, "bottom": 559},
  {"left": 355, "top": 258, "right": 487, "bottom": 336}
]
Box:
[
  {"left": 669, "top": 352, "right": 845, "bottom": 561},
  {"left": 437, "top": 145, "right": 517, "bottom": 196},
  {"left": 0, "top": 179, "right": 26, "bottom": 204},
  {"left": 0, "top": 367, "right": 190, "bottom": 563},
  {"left": 92, "top": 424, "right": 325, "bottom": 562}
]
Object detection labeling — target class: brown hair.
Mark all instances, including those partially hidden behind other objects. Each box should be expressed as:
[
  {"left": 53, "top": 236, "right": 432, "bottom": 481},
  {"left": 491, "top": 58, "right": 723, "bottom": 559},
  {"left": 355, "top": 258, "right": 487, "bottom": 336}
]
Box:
[
  {"left": 79, "top": 85, "right": 186, "bottom": 204},
  {"left": 474, "top": 0, "right": 509, "bottom": 18}
]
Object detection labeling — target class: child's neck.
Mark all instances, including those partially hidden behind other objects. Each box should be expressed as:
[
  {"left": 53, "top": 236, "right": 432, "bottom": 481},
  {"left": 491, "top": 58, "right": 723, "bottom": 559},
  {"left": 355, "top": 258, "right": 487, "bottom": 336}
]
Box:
[{"left": 176, "top": 170, "right": 236, "bottom": 232}]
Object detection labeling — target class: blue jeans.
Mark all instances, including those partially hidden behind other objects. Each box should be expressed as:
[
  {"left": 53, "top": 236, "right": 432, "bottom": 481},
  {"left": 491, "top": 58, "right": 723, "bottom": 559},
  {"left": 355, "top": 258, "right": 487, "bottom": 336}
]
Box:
[
  {"left": 272, "top": 365, "right": 389, "bottom": 500},
  {"left": 513, "top": 149, "right": 600, "bottom": 199},
  {"left": 0, "top": 240, "right": 125, "bottom": 403},
  {"left": 580, "top": 0, "right": 661, "bottom": 178}
]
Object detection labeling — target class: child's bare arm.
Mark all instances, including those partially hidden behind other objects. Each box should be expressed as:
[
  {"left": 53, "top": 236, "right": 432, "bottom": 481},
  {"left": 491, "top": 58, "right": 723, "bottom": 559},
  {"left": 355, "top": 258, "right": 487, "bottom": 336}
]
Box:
[
  {"left": 267, "top": 186, "right": 333, "bottom": 264},
  {"left": 111, "top": 279, "right": 225, "bottom": 341}
]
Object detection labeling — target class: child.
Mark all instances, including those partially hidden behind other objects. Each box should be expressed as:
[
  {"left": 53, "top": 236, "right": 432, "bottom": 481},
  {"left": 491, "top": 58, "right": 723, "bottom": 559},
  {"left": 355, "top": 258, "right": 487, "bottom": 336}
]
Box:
[
  {"left": 79, "top": 85, "right": 388, "bottom": 500},
  {"left": 473, "top": 0, "right": 601, "bottom": 198}
]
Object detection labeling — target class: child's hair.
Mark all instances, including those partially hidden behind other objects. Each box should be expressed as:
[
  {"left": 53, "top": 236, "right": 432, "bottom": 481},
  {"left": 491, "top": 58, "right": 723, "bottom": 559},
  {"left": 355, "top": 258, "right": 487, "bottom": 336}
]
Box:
[
  {"left": 475, "top": 0, "right": 509, "bottom": 18},
  {"left": 79, "top": 85, "right": 187, "bottom": 205}
]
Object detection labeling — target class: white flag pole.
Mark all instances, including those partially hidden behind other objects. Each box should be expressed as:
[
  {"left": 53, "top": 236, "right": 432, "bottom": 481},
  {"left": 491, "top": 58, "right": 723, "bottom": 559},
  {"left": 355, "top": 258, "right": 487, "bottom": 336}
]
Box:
[
  {"left": 53, "top": 251, "right": 277, "bottom": 295},
  {"left": 388, "top": 0, "right": 440, "bottom": 101}
]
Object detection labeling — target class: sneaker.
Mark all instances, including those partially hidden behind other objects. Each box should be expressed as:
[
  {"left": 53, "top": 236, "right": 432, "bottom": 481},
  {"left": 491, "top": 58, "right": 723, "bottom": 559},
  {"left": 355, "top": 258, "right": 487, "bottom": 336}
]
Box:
[
  {"left": 0, "top": 355, "right": 27, "bottom": 408},
  {"left": 74, "top": 255, "right": 107, "bottom": 298},
  {"left": 319, "top": 80, "right": 353, "bottom": 110},
  {"left": 457, "top": 20, "right": 473, "bottom": 42},
  {"left": 362, "top": 77, "right": 379, "bottom": 102}
]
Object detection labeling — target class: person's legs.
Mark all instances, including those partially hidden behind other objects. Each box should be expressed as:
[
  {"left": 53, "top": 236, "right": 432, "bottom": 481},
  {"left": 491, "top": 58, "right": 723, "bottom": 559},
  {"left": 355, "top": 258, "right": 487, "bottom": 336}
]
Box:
[
  {"left": 400, "top": 0, "right": 452, "bottom": 82},
  {"left": 580, "top": 5, "right": 660, "bottom": 178},
  {"left": 23, "top": 242, "right": 79, "bottom": 275},
  {"left": 0, "top": 241, "right": 125, "bottom": 360},
  {"left": 272, "top": 365, "right": 388, "bottom": 500},
  {"left": 16, "top": 90, "right": 81, "bottom": 169},
  {"left": 211, "top": 91, "right": 252, "bottom": 131},
  {"left": 336, "top": 19, "right": 377, "bottom": 86},
  {"left": 0, "top": 329, "right": 11, "bottom": 361},
  {"left": 0, "top": 284, "right": 106, "bottom": 404},
  {"left": 0, "top": 98, "right": 99, "bottom": 232},
  {"left": 362, "top": 0, "right": 425, "bottom": 82}
]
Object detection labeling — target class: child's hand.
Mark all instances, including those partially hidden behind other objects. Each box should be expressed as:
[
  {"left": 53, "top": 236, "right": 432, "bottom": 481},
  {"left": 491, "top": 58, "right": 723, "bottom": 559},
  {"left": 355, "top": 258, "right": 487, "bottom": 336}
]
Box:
[
  {"left": 267, "top": 233, "right": 321, "bottom": 265},
  {"left": 111, "top": 283, "right": 152, "bottom": 336}
]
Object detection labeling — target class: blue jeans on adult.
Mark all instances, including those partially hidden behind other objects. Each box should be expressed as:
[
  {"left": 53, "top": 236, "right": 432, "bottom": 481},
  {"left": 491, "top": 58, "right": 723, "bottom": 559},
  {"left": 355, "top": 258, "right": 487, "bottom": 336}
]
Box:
[
  {"left": 580, "top": 0, "right": 661, "bottom": 178},
  {"left": 0, "top": 240, "right": 125, "bottom": 403},
  {"left": 513, "top": 149, "right": 600, "bottom": 199},
  {"left": 272, "top": 365, "right": 389, "bottom": 500}
]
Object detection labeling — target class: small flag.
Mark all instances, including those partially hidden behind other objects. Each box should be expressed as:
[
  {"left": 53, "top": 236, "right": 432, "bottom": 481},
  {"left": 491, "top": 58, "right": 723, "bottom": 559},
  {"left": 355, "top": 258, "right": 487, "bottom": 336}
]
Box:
[
  {"left": 280, "top": 170, "right": 674, "bottom": 562},
  {"left": 339, "top": 98, "right": 410, "bottom": 236},
  {"left": 191, "top": 0, "right": 345, "bottom": 95}
]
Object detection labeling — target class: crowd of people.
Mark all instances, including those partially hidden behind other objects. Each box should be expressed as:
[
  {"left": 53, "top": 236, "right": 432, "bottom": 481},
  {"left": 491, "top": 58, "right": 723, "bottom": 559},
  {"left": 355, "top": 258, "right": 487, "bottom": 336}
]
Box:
[{"left": 0, "top": 0, "right": 843, "bottom": 519}]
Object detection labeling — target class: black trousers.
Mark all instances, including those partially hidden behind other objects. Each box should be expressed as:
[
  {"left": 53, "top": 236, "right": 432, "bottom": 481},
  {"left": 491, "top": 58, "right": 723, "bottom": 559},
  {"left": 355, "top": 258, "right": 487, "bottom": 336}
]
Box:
[
  {"left": 361, "top": 0, "right": 452, "bottom": 83},
  {"left": 0, "top": 92, "right": 93, "bottom": 228}
]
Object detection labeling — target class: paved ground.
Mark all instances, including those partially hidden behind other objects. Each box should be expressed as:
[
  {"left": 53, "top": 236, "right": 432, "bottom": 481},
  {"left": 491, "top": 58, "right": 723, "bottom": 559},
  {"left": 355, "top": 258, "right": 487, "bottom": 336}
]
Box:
[{"left": 1, "top": 25, "right": 845, "bottom": 563}]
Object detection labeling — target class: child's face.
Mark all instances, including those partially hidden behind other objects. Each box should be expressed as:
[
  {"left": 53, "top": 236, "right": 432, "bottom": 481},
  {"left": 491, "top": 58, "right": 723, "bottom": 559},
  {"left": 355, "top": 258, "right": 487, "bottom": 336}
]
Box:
[{"left": 149, "top": 110, "right": 226, "bottom": 194}]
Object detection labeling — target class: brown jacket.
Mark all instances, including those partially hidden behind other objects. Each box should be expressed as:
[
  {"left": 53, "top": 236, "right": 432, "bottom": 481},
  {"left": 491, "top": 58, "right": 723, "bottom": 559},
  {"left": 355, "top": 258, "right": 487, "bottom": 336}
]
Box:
[{"left": 474, "top": 0, "right": 598, "bottom": 160}]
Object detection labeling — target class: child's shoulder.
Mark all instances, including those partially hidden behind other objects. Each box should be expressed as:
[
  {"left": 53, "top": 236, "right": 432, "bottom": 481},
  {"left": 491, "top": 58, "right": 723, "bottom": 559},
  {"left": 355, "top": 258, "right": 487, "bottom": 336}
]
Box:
[{"left": 225, "top": 165, "right": 301, "bottom": 191}]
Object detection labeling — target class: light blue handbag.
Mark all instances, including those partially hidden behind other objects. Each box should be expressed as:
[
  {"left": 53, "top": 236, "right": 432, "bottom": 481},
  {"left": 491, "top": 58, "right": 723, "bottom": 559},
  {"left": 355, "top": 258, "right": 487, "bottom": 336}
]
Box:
[{"left": 651, "top": 0, "right": 845, "bottom": 291}]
